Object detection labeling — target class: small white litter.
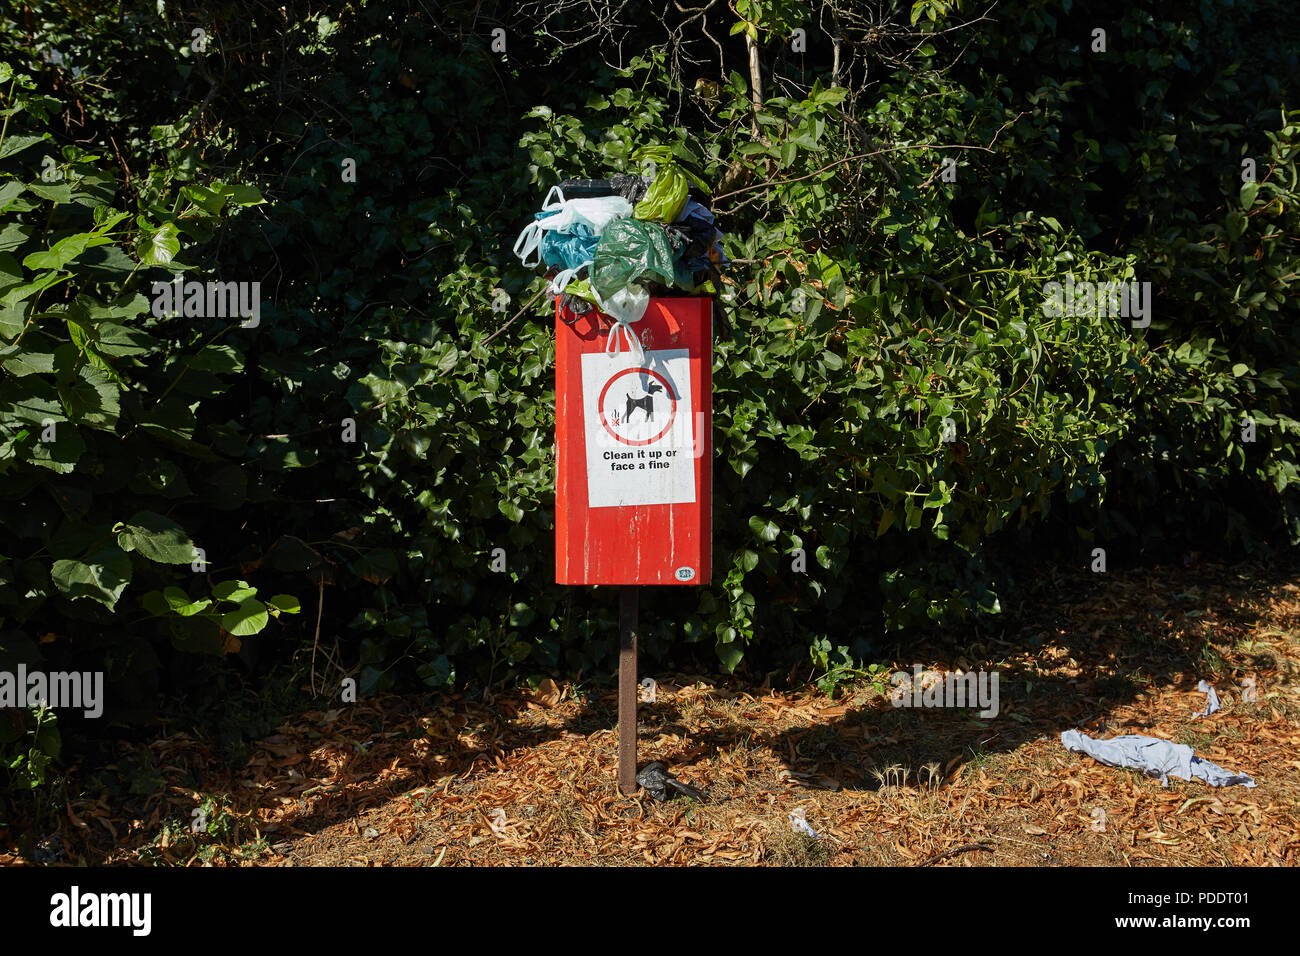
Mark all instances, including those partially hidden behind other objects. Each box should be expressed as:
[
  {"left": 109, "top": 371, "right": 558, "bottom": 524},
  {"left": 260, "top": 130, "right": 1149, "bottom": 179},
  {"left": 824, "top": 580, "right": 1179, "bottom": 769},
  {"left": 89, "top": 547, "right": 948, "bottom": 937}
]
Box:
[{"left": 788, "top": 807, "right": 819, "bottom": 838}]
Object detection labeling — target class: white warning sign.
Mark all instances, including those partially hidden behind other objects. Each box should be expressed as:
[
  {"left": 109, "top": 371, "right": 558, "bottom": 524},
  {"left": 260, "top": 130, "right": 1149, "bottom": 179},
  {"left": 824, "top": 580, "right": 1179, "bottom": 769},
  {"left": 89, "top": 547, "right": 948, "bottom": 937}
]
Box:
[{"left": 582, "top": 349, "right": 696, "bottom": 508}]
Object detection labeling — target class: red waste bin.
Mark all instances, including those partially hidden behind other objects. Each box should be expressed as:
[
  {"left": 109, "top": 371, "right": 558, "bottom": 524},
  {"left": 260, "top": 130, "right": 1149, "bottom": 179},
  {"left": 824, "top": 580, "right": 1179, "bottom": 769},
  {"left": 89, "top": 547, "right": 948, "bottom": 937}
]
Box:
[{"left": 554, "top": 297, "right": 712, "bottom": 585}]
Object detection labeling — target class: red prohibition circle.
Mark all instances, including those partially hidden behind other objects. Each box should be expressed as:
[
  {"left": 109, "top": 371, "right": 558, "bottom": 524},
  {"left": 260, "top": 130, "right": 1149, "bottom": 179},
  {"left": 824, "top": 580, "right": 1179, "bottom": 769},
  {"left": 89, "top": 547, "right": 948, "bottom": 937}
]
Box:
[{"left": 597, "top": 367, "right": 678, "bottom": 446}]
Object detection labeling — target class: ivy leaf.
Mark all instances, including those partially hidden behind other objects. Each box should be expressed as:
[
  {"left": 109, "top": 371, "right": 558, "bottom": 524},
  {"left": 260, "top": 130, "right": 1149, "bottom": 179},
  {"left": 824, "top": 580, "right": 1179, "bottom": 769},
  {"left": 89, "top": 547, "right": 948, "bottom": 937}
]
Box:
[
  {"left": 715, "top": 641, "right": 744, "bottom": 673},
  {"left": 356, "top": 548, "right": 399, "bottom": 585}
]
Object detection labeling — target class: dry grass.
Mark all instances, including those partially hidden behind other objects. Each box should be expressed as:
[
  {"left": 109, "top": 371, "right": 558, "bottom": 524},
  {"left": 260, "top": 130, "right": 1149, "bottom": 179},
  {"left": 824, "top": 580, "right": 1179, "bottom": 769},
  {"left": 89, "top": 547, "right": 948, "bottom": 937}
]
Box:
[{"left": 4, "top": 556, "right": 1299, "bottom": 867}]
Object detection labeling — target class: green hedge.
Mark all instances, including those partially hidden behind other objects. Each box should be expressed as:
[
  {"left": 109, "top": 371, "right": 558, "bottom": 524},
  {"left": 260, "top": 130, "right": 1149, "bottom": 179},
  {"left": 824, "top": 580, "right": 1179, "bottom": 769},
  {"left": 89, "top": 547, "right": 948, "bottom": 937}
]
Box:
[{"left": 0, "top": 0, "right": 1296, "bottom": 766}]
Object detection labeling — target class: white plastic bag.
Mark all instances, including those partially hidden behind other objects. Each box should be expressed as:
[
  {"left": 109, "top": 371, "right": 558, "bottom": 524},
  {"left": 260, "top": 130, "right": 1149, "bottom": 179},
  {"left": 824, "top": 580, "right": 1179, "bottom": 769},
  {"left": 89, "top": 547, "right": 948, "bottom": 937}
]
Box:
[
  {"left": 591, "top": 284, "right": 649, "bottom": 360},
  {"left": 512, "top": 186, "right": 632, "bottom": 267}
]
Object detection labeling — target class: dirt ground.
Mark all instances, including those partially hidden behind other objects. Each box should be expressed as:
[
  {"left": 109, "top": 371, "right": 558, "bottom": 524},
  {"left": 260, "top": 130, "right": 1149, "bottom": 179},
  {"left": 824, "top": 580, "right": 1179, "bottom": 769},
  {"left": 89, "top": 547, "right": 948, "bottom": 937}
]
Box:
[{"left": 6, "top": 556, "right": 1299, "bottom": 867}]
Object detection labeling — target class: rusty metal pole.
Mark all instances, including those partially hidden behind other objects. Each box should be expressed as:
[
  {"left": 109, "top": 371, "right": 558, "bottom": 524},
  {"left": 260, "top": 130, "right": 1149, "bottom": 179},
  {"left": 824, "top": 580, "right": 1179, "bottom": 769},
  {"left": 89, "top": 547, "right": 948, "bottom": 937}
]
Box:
[{"left": 618, "top": 586, "right": 638, "bottom": 795}]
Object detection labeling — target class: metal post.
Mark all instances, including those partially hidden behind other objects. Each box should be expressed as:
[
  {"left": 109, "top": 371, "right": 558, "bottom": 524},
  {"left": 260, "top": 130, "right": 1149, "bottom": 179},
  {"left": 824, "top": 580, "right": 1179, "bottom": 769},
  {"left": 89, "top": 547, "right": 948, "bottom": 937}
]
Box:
[{"left": 618, "top": 586, "right": 638, "bottom": 795}]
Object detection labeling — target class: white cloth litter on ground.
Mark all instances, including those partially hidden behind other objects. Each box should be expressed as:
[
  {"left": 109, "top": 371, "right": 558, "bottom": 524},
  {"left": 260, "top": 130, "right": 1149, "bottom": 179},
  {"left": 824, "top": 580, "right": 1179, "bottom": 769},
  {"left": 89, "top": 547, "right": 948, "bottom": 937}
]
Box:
[
  {"left": 1193, "top": 680, "right": 1221, "bottom": 718},
  {"left": 788, "top": 808, "right": 819, "bottom": 838},
  {"left": 1060, "top": 730, "right": 1256, "bottom": 788}
]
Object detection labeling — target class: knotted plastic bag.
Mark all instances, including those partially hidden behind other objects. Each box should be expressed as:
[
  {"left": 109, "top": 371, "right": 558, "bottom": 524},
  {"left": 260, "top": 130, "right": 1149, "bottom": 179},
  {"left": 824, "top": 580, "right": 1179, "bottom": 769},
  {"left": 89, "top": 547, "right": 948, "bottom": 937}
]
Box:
[
  {"left": 632, "top": 165, "right": 688, "bottom": 223},
  {"left": 609, "top": 173, "right": 650, "bottom": 204},
  {"left": 591, "top": 219, "right": 677, "bottom": 300},
  {"left": 592, "top": 284, "right": 650, "bottom": 359}
]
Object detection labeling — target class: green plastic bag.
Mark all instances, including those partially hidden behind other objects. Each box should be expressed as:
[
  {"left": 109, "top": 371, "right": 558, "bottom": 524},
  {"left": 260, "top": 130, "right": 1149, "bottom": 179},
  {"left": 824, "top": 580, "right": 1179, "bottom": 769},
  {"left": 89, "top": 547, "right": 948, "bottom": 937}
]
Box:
[
  {"left": 592, "top": 219, "right": 678, "bottom": 300},
  {"left": 633, "top": 165, "right": 688, "bottom": 223}
]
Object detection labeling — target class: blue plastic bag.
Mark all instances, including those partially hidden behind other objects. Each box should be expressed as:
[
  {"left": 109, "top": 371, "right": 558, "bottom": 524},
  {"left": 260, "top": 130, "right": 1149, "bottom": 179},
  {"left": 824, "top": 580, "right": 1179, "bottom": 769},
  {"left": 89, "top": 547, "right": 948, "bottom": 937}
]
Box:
[{"left": 539, "top": 223, "right": 598, "bottom": 271}]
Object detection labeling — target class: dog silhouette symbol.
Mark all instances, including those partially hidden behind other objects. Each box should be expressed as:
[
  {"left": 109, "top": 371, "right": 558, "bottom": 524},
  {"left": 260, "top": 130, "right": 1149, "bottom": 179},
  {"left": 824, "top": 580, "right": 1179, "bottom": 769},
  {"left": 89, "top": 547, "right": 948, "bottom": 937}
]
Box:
[{"left": 625, "top": 382, "right": 664, "bottom": 424}]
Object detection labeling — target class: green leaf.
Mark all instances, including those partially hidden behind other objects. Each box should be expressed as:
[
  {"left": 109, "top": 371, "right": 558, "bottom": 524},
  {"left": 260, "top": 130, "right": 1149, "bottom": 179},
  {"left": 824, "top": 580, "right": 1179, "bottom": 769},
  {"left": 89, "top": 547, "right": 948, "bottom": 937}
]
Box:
[
  {"left": 748, "top": 515, "right": 780, "bottom": 542},
  {"left": 25, "top": 181, "right": 72, "bottom": 203},
  {"left": 51, "top": 548, "right": 133, "bottom": 608},
  {"left": 0, "top": 135, "right": 46, "bottom": 159},
  {"left": 1225, "top": 211, "right": 1247, "bottom": 242},
  {"left": 0, "top": 345, "right": 54, "bottom": 376},
  {"left": 266, "top": 594, "right": 302, "bottom": 613},
  {"left": 223, "top": 184, "right": 265, "bottom": 206},
  {"left": 715, "top": 641, "right": 744, "bottom": 673},
  {"left": 22, "top": 233, "right": 113, "bottom": 271},
  {"left": 162, "top": 586, "right": 212, "bottom": 616},
  {"left": 25, "top": 420, "right": 84, "bottom": 472},
  {"left": 0, "top": 373, "right": 63, "bottom": 425},
  {"left": 1, "top": 270, "right": 65, "bottom": 309},
  {"left": 57, "top": 364, "right": 120, "bottom": 426},
  {"left": 94, "top": 322, "right": 157, "bottom": 356},
  {"left": 0, "top": 180, "right": 24, "bottom": 212},
  {"left": 222, "top": 597, "right": 269, "bottom": 636},
  {"left": 189, "top": 343, "right": 243, "bottom": 373},
  {"left": 356, "top": 548, "right": 399, "bottom": 584},
  {"left": 212, "top": 580, "right": 257, "bottom": 602},
  {"left": 181, "top": 183, "right": 228, "bottom": 215},
  {"left": 138, "top": 222, "right": 180, "bottom": 265},
  {"left": 0, "top": 222, "right": 35, "bottom": 253},
  {"left": 115, "top": 511, "right": 197, "bottom": 564}
]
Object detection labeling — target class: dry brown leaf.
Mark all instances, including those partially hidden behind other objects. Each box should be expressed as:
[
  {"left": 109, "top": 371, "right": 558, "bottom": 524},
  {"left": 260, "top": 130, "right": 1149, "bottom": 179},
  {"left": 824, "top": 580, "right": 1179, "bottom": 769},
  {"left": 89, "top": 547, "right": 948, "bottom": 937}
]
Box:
[{"left": 535, "top": 678, "right": 561, "bottom": 707}]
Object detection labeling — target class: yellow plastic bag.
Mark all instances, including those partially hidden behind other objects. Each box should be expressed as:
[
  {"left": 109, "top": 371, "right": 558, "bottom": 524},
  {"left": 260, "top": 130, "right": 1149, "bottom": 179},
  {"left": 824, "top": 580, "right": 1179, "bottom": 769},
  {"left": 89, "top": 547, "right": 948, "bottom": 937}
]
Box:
[{"left": 633, "top": 165, "right": 688, "bottom": 223}]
